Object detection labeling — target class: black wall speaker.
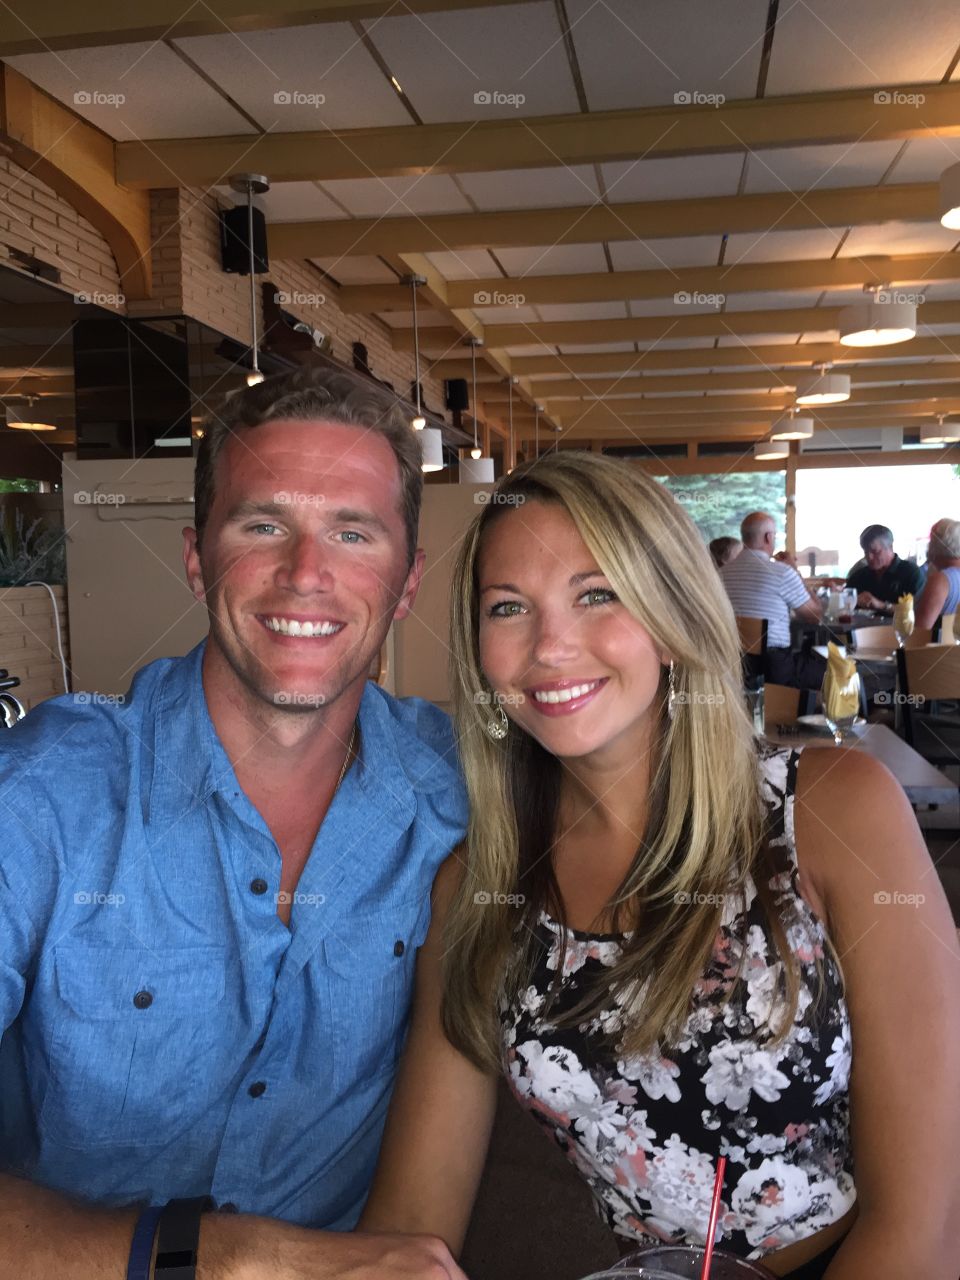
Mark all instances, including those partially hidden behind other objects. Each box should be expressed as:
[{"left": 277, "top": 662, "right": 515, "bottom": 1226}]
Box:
[
  {"left": 219, "top": 205, "right": 269, "bottom": 275},
  {"left": 444, "top": 377, "right": 469, "bottom": 411}
]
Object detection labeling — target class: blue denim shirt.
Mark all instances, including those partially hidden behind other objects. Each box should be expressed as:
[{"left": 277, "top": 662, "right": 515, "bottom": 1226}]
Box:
[{"left": 0, "top": 640, "right": 467, "bottom": 1228}]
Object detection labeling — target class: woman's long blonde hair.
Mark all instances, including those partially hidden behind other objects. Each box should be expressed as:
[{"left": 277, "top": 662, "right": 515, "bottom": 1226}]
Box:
[{"left": 443, "top": 451, "right": 804, "bottom": 1071}]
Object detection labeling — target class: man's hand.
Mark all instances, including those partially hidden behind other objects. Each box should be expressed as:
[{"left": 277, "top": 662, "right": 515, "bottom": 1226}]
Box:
[
  {"left": 856, "top": 591, "right": 887, "bottom": 611},
  {"left": 313, "top": 1231, "right": 468, "bottom": 1280}
]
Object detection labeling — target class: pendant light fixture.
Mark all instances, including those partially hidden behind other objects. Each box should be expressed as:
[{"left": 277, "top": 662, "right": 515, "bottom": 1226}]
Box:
[
  {"left": 939, "top": 161, "right": 960, "bottom": 230},
  {"left": 5, "top": 397, "right": 56, "bottom": 431},
  {"left": 229, "top": 173, "right": 270, "bottom": 385},
  {"left": 401, "top": 273, "right": 444, "bottom": 471},
  {"left": 534, "top": 404, "right": 543, "bottom": 457},
  {"left": 754, "top": 437, "right": 790, "bottom": 460},
  {"left": 794, "top": 365, "right": 850, "bottom": 406},
  {"left": 506, "top": 376, "right": 516, "bottom": 474},
  {"left": 838, "top": 283, "right": 916, "bottom": 348},
  {"left": 920, "top": 413, "right": 960, "bottom": 444},
  {"left": 770, "top": 408, "right": 815, "bottom": 440},
  {"left": 460, "top": 335, "right": 494, "bottom": 482}
]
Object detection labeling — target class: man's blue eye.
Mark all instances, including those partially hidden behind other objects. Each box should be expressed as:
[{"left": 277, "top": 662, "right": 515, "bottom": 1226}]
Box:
[
  {"left": 249, "top": 523, "right": 279, "bottom": 535},
  {"left": 339, "top": 530, "right": 366, "bottom": 544}
]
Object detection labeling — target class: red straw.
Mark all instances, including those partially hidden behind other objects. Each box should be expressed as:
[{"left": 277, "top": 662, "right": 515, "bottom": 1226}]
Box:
[{"left": 699, "top": 1155, "right": 727, "bottom": 1280}]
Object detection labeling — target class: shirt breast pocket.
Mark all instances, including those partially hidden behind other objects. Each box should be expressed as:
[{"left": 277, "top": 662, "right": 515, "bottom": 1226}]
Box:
[
  {"left": 37, "top": 943, "right": 228, "bottom": 1149},
  {"left": 322, "top": 902, "right": 428, "bottom": 1091}
]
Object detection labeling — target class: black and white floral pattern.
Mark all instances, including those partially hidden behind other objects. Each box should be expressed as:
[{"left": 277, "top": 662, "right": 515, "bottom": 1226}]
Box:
[{"left": 500, "top": 746, "right": 855, "bottom": 1260}]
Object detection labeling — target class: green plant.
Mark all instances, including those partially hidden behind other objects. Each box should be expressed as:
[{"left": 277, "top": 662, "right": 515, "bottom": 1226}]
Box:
[{"left": 0, "top": 509, "right": 67, "bottom": 586}]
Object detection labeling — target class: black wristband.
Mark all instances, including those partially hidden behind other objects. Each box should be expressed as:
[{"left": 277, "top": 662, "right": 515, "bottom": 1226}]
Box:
[{"left": 153, "top": 1197, "right": 213, "bottom": 1280}]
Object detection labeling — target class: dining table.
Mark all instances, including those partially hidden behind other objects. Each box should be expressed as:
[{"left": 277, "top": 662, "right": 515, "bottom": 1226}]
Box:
[{"left": 763, "top": 720, "right": 956, "bottom": 805}]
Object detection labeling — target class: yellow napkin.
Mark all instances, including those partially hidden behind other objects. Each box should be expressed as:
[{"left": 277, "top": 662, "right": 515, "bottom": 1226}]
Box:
[
  {"left": 822, "top": 642, "right": 860, "bottom": 722},
  {"left": 893, "top": 593, "right": 914, "bottom": 637}
]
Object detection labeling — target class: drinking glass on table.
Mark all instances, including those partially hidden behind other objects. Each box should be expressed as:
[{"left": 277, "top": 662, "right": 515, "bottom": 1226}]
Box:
[
  {"left": 609, "top": 1245, "right": 775, "bottom": 1278},
  {"left": 821, "top": 642, "right": 862, "bottom": 746}
]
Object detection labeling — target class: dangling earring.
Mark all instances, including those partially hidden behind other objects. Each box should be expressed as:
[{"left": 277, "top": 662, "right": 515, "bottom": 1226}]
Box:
[
  {"left": 667, "top": 660, "right": 677, "bottom": 721},
  {"left": 486, "top": 698, "right": 509, "bottom": 741}
]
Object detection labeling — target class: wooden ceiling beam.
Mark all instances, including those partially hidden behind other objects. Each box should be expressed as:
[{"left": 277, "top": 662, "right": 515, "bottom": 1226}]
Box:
[
  {"left": 543, "top": 385, "right": 960, "bottom": 417},
  {"left": 116, "top": 82, "right": 960, "bottom": 188},
  {"left": 343, "top": 253, "right": 960, "bottom": 313},
  {"left": 555, "top": 399, "right": 960, "bottom": 433}
]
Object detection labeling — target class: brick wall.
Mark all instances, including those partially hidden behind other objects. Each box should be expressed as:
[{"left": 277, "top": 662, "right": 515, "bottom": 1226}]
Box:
[
  {"left": 0, "top": 585, "right": 70, "bottom": 712},
  {"left": 0, "top": 155, "right": 122, "bottom": 305}
]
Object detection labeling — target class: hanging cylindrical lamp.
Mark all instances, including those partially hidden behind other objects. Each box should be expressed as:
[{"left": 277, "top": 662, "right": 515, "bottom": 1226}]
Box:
[
  {"left": 460, "top": 335, "right": 494, "bottom": 481},
  {"left": 939, "top": 161, "right": 960, "bottom": 230},
  {"left": 506, "top": 376, "right": 516, "bottom": 473},
  {"left": 754, "top": 437, "right": 789, "bottom": 460},
  {"left": 5, "top": 397, "right": 55, "bottom": 431},
  {"left": 838, "top": 283, "right": 916, "bottom": 347},
  {"left": 229, "top": 173, "right": 270, "bottom": 385},
  {"left": 920, "top": 413, "right": 960, "bottom": 444},
  {"left": 770, "top": 408, "right": 815, "bottom": 440},
  {"left": 402, "top": 273, "right": 444, "bottom": 471},
  {"left": 794, "top": 366, "right": 850, "bottom": 406}
]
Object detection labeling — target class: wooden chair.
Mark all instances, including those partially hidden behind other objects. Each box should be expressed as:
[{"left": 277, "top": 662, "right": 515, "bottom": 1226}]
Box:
[
  {"left": 895, "top": 645, "right": 960, "bottom": 768},
  {"left": 735, "top": 616, "right": 768, "bottom": 683},
  {"left": 937, "top": 612, "right": 956, "bottom": 645},
  {"left": 763, "top": 683, "right": 815, "bottom": 731},
  {"left": 850, "top": 625, "right": 897, "bottom": 652}
]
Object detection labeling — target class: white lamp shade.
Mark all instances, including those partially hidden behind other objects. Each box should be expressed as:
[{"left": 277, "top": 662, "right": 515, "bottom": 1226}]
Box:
[
  {"left": 770, "top": 413, "right": 814, "bottom": 440},
  {"left": 920, "top": 421, "right": 960, "bottom": 443},
  {"left": 838, "top": 300, "right": 916, "bottom": 347},
  {"left": 794, "top": 372, "right": 850, "bottom": 406},
  {"left": 460, "top": 455, "right": 495, "bottom": 482},
  {"left": 939, "top": 160, "right": 960, "bottom": 230},
  {"left": 754, "top": 438, "right": 789, "bottom": 460},
  {"left": 418, "top": 426, "right": 445, "bottom": 472},
  {"left": 5, "top": 406, "right": 55, "bottom": 431}
]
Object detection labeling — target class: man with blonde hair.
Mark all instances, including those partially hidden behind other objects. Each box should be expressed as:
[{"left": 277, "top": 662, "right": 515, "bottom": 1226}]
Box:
[{"left": 720, "top": 510, "right": 824, "bottom": 689}]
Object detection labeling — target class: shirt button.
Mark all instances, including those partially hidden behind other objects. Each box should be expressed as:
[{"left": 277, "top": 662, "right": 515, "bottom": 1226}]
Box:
[
  {"left": 250, "top": 878, "right": 268, "bottom": 896},
  {"left": 393, "top": 940, "right": 405, "bottom": 957},
  {"left": 133, "top": 990, "right": 153, "bottom": 1009},
  {"left": 248, "top": 1081, "right": 267, "bottom": 1098},
  {"left": 219, "top": 1202, "right": 238, "bottom": 1214}
]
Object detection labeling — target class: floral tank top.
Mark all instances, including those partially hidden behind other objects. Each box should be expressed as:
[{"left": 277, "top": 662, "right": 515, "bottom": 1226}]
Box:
[{"left": 499, "top": 745, "right": 855, "bottom": 1260}]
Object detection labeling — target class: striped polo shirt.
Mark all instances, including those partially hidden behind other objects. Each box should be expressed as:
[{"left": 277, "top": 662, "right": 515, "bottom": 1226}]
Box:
[{"left": 719, "top": 547, "right": 812, "bottom": 648}]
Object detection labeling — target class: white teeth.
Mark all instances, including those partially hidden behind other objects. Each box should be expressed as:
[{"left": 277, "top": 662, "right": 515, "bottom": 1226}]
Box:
[
  {"left": 263, "top": 616, "right": 340, "bottom": 637},
  {"left": 533, "top": 681, "right": 600, "bottom": 704}
]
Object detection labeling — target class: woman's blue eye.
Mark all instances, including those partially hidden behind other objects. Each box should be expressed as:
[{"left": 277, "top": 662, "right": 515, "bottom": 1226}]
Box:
[
  {"left": 580, "top": 587, "right": 617, "bottom": 606},
  {"left": 488, "top": 600, "right": 525, "bottom": 618}
]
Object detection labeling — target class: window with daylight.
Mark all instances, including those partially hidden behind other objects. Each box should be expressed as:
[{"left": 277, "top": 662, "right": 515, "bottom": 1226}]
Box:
[{"left": 657, "top": 472, "right": 787, "bottom": 546}]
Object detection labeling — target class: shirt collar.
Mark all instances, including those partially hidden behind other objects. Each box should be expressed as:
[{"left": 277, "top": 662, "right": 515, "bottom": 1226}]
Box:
[{"left": 145, "top": 638, "right": 462, "bottom": 829}]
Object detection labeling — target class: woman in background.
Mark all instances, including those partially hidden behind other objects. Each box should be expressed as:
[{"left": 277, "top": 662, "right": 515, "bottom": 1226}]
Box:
[
  {"left": 709, "top": 535, "right": 742, "bottom": 569},
  {"left": 915, "top": 517, "right": 960, "bottom": 632},
  {"left": 360, "top": 453, "right": 960, "bottom": 1279}
]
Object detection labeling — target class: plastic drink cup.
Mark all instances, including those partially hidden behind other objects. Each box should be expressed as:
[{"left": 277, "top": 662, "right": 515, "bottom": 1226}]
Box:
[{"left": 611, "top": 1246, "right": 776, "bottom": 1279}]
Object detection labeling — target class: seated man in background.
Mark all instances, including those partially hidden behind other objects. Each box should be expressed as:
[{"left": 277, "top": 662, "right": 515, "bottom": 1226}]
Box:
[
  {"left": 846, "top": 523, "right": 924, "bottom": 613},
  {"left": 720, "top": 510, "right": 825, "bottom": 689},
  {"left": 0, "top": 367, "right": 468, "bottom": 1280}
]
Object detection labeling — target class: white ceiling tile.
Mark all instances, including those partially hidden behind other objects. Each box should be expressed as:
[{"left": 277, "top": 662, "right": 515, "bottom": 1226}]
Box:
[
  {"left": 839, "top": 221, "right": 960, "bottom": 257},
  {"left": 559, "top": 342, "right": 638, "bottom": 354},
  {"left": 602, "top": 154, "right": 743, "bottom": 203},
  {"left": 766, "top": 0, "right": 960, "bottom": 95},
  {"left": 316, "top": 174, "right": 471, "bottom": 217},
  {"left": 915, "top": 281, "right": 960, "bottom": 302},
  {"left": 566, "top": 0, "right": 768, "bottom": 110},
  {"left": 609, "top": 237, "right": 723, "bottom": 269},
  {"left": 458, "top": 166, "right": 600, "bottom": 210},
  {"left": 796, "top": 330, "right": 839, "bottom": 343},
  {"left": 637, "top": 337, "right": 719, "bottom": 350},
  {"left": 724, "top": 291, "right": 823, "bottom": 311},
  {"left": 495, "top": 245, "right": 610, "bottom": 276},
  {"left": 173, "top": 25, "right": 411, "bottom": 129},
  {"left": 474, "top": 305, "right": 541, "bottom": 323},
  {"left": 363, "top": 2, "right": 578, "bottom": 122},
  {"left": 311, "top": 256, "right": 397, "bottom": 284},
  {"left": 215, "top": 182, "right": 347, "bottom": 222},
  {"left": 918, "top": 323, "right": 960, "bottom": 335},
  {"left": 743, "top": 142, "right": 902, "bottom": 194},
  {"left": 503, "top": 344, "right": 557, "bottom": 356},
  {"left": 536, "top": 302, "right": 628, "bottom": 322},
  {"left": 424, "top": 250, "right": 501, "bottom": 280},
  {"left": 887, "top": 136, "right": 960, "bottom": 183},
  {"left": 628, "top": 297, "right": 722, "bottom": 316},
  {"left": 724, "top": 229, "right": 844, "bottom": 264},
  {"left": 716, "top": 333, "right": 802, "bottom": 347},
  {"left": 4, "top": 44, "right": 251, "bottom": 139},
  {"left": 818, "top": 286, "right": 879, "bottom": 306}
]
